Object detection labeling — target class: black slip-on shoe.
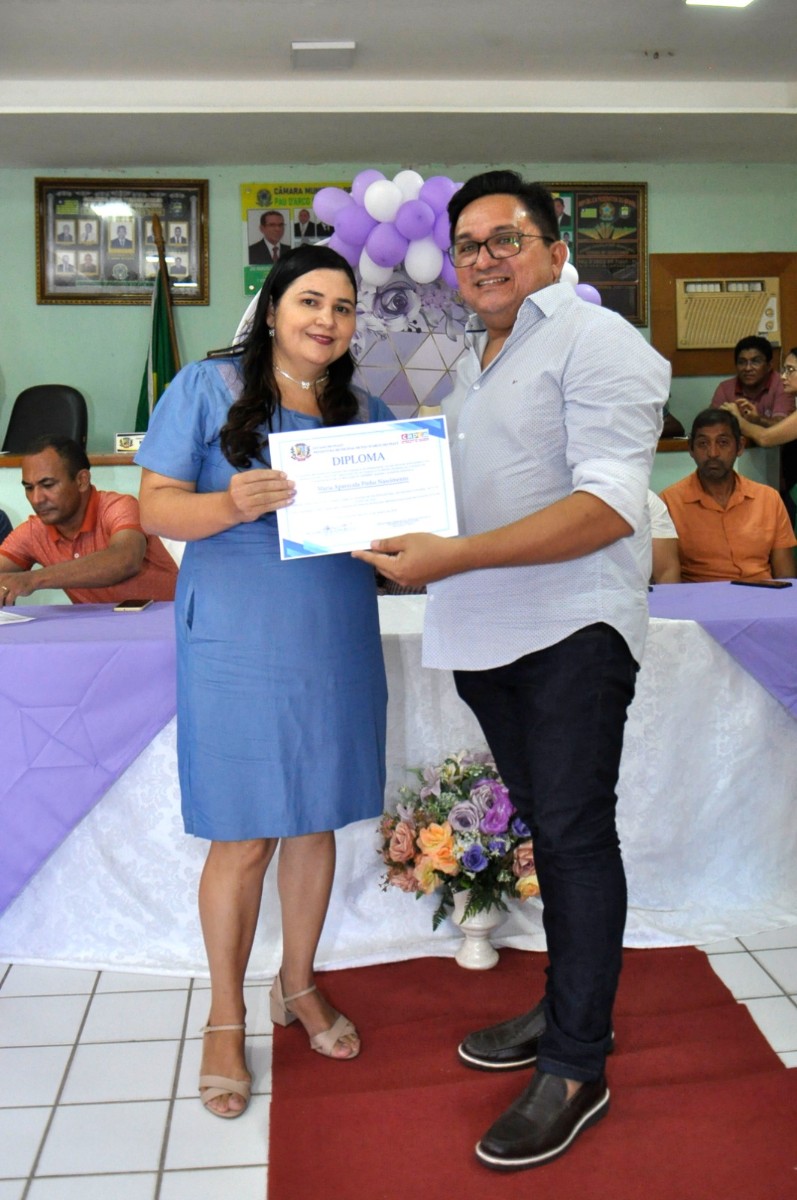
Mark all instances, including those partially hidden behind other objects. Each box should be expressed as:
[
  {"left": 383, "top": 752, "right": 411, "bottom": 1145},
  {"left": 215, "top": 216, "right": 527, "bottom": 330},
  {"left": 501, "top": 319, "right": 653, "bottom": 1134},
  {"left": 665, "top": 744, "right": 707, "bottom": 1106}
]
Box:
[
  {"left": 458, "top": 1005, "right": 615, "bottom": 1072},
  {"left": 475, "top": 1071, "right": 609, "bottom": 1172},
  {"left": 457, "top": 1002, "right": 546, "bottom": 1071}
]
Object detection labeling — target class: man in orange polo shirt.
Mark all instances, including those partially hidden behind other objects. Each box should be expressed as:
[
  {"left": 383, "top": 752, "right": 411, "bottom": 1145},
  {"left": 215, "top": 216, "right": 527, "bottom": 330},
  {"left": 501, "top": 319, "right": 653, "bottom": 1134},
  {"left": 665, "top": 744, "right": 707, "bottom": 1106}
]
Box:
[
  {"left": 661, "top": 409, "right": 796, "bottom": 583},
  {"left": 0, "top": 436, "right": 177, "bottom": 606}
]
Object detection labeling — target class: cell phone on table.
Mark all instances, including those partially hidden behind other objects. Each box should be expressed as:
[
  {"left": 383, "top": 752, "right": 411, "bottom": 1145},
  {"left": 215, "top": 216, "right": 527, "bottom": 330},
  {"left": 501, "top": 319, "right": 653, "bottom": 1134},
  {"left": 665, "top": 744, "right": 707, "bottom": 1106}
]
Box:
[
  {"left": 113, "top": 598, "right": 154, "bottom": 611},
  {"left": 730, "top": 580, "right": 792, "bottom": 589}
]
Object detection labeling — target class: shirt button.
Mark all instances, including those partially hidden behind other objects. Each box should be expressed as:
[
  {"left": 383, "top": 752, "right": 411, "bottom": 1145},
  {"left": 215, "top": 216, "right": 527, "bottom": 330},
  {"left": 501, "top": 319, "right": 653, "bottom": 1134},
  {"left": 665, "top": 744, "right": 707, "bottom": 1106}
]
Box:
[
  {"left": 473, "top": 384, "right": 480, "bottom": 391},
  {"left": 458, "top": 432, "right": 465, "bottom": 440},
  {"left": 73, "top": 553, "right": 79, "bottom": 559}
]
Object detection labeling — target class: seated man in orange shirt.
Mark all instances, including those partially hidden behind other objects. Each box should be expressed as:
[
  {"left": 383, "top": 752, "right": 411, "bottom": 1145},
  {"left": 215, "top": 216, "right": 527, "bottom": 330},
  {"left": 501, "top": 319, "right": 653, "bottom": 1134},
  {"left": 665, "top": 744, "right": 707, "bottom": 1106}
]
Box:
[
  {"left": 661, "top": 409, "right": 796, "bottom": 583},
  {"left": 0, "top": 436, "right": 178, "bottom": 606}
]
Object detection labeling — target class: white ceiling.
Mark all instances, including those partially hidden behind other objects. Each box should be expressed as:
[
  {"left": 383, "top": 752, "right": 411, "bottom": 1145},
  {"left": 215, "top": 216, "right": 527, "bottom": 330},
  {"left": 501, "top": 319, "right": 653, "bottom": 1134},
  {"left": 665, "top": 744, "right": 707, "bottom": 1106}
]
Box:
[{"left": 1, "top": 0, "right": 795, "bottom": 168}]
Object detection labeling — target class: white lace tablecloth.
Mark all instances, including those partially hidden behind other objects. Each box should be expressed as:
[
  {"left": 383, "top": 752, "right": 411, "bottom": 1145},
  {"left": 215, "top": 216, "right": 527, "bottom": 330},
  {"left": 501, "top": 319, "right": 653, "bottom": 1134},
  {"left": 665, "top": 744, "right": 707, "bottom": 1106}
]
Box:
[{"left": 2, "top": 597, "right": 796, "bottom": 976}]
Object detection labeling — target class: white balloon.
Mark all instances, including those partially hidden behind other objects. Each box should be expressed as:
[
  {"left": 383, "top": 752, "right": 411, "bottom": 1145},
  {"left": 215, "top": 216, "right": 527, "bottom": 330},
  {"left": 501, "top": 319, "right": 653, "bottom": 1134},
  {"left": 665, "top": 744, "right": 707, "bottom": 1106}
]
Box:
[
  {"left": 392, "top": 169, "right": 424, "bottom": 201},
  {"left": 559, "top": 261, "right": 579, "bottom": 287},
  {"left": 404, "top": 236, "right": 444, "bottom": 285},
  {"left": 363, "top": 179, "right": 403, "bottom": 222},
  {"left": 358, "top": 247, "right": 395, "bottom": 287}
]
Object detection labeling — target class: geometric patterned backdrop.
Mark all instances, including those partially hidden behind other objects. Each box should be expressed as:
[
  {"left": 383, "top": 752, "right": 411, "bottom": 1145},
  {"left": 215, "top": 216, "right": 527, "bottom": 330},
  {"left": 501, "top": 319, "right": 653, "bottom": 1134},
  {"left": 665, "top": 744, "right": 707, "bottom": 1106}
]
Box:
[{"left": 352, "top": 270, "right": 468, "bottom": 417}]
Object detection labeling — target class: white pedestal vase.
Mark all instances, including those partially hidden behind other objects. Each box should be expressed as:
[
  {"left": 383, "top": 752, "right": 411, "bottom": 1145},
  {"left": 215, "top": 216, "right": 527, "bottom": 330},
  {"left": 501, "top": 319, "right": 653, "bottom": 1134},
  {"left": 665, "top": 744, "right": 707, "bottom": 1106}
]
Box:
[{"left": 451, "top": 890, "right": 505, "bottom": 969}]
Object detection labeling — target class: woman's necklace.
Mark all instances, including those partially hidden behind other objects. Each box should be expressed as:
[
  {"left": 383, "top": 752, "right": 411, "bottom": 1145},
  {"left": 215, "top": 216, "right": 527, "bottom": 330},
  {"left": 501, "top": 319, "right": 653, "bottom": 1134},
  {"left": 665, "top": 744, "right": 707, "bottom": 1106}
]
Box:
[{"left": 274, "top": 365, "right": 328, "bottom": 392}]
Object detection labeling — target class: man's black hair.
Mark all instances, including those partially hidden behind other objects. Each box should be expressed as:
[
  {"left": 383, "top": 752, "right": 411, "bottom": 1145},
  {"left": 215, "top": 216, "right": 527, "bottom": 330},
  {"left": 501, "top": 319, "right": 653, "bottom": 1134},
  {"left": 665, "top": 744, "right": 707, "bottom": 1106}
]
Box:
[
  {"left": 689, "top": 407, "right": 742, "bottom": 447},
  {"left": 447, "top": 171, "right": 559, "bottom": 243},
  {"left": 23, "top": 436, "right": 90, "bottom": 476},
  {"left": 734, "top": 335, "right": 773, "bottom": 363}
]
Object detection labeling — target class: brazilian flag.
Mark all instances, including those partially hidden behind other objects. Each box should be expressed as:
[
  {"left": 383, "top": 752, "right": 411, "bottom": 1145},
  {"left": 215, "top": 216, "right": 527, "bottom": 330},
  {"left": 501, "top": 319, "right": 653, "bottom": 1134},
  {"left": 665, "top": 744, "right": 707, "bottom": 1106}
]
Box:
[{"left": 135, "top": 268, "right": 178, "bottom": 431}]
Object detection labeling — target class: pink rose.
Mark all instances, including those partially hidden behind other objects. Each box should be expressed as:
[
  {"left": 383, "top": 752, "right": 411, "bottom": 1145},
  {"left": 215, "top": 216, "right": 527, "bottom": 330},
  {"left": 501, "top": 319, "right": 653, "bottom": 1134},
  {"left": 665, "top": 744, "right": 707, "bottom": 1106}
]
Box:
[
  {"left": 388, "top": 820, "right": 416, "bottom": 863},
  {"left": 387, "top": 865, "right": 420, "bottom": 893},
  {"left": 512, "top": 841, "right": 537, "bottom": 878}
]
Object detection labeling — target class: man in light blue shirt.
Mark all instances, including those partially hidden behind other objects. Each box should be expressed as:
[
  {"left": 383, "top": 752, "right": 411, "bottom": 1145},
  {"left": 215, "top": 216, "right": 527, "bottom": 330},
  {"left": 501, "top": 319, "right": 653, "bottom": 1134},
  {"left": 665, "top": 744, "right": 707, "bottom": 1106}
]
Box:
[{"left": 357, "top": 171, "right": 670, "bottom": 1172}]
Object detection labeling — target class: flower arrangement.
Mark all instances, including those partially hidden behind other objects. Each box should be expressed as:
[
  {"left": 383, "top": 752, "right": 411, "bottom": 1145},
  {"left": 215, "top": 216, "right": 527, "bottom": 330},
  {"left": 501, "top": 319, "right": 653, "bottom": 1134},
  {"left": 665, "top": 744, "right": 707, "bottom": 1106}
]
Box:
[{"left": 379, "top": 751, "right": 540, "bottom": 929}]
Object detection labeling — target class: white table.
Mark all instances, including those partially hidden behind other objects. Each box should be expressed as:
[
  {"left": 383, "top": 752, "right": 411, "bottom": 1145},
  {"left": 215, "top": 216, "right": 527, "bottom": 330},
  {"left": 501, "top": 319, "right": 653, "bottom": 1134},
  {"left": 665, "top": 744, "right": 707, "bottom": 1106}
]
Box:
[{"left": 1, "top": 597, "right": 796, "bottom": 976}]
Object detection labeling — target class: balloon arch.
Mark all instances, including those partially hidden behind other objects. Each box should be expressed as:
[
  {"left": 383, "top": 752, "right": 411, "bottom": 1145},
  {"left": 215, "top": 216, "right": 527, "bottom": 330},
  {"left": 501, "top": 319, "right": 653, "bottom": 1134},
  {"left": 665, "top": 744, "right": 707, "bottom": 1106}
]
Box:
[{"left": 240, "top": 170, "right": 602, "bottom": 417}]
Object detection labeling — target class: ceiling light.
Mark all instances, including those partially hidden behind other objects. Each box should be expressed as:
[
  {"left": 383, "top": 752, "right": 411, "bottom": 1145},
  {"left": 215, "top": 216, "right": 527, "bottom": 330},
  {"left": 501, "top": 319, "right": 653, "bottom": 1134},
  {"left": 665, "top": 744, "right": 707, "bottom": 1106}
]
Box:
[
  {"left": 685, "top": 0, "right": 755, "bottom": 7},
  {"left": 291, "top": 41, "right": 356, "bottom": 69}
]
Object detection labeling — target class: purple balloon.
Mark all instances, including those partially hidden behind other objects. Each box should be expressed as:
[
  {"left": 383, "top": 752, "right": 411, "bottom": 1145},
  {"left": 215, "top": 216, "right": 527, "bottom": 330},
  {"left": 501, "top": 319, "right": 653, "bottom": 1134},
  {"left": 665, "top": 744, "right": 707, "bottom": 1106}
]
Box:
[
  {"left": 575, "top": 282, "right": 602, "bottom": 305},
  {"left": 334, "top": 203, "right": 378, "bottom": 247},
  {"left": 419, "top": 175, "right": 457, "bottom": 214},
  {"left": 327, "top": 232, "right": 361, "bottom": 269},
  {"left": 440, "top": 255, "right": 459, "bottom": 289},
  {"left": 313, "top": 186, "right": 353, "bottom": 225},
  {"left": 365, "top": 222, "right": 409, "bottom": 269},
  {"left": 351, "top": 169, "right": 386, "bottom": 206},
  {"left": 394, "top": 199, "right": 435, "bottom": 242},
  {"left": 432, "top": 210, "right": 451, "bottom": 251}
]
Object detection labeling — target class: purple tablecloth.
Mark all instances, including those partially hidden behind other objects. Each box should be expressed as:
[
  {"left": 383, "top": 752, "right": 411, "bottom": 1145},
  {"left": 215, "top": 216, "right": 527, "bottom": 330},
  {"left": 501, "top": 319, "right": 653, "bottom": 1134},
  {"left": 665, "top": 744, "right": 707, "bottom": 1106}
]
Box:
[
  {"left": 0, "top": 603, "right": 176, "bottom": 914},
  {"left": 649, "top": 581, "right": 797, "bottom": 720}
]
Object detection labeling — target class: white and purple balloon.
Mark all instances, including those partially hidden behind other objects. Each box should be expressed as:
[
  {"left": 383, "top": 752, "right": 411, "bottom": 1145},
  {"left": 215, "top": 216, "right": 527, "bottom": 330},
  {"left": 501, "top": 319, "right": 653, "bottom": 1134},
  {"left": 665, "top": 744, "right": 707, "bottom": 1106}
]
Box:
[{"left": 314, "top": 171, "right": 460, "bottom": 288}]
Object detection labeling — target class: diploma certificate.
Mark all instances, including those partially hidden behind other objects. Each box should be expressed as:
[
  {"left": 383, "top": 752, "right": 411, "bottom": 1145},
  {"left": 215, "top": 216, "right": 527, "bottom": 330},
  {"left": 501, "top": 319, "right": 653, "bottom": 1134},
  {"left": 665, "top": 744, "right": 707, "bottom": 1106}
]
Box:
[{"left": 269, "top": 416, "right": 458, "bottom": 559}]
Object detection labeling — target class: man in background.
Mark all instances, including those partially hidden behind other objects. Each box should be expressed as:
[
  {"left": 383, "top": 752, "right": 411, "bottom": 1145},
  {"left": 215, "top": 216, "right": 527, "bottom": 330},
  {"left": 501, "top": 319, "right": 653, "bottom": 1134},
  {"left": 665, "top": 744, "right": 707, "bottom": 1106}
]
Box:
[
  {"left": 662, "top": 409, "right": 795, "bottom": 582},
  {"left": 710, "top": 336, "right": 793, "bottom": 427},
  {"left": 0, "top": 436, "right": 177, "bottom": 606}
]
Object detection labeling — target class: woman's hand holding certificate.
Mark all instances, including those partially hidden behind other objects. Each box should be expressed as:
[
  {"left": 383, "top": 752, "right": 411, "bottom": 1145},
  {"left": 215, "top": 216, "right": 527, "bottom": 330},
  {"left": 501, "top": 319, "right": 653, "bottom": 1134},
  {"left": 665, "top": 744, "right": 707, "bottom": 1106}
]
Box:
[{"left": 228, "top": 468, "right": 295, "bottom": 522}]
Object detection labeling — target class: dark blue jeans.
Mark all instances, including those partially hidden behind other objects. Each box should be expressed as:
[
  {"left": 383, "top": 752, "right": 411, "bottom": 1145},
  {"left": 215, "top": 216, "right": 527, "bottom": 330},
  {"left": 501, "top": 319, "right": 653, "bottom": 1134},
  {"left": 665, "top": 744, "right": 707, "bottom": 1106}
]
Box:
[{"left": 454, "top": 623, "right": 638, "bottom": 1082}]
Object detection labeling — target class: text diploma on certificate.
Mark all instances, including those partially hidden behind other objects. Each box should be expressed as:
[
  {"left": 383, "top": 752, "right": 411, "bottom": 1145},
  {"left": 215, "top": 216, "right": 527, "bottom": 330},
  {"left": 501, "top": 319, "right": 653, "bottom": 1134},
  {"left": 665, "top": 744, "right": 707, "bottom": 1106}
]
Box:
[{"left": 269, "top": 416, "right": 458, "bottom": 559}]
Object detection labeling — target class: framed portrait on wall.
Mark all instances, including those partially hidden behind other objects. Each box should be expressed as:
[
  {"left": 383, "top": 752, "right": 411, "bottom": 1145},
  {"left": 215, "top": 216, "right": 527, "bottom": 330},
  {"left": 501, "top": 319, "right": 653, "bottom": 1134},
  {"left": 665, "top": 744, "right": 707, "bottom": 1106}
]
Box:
[
  {"left": 240, "top": 180, "right": 350, "bottom": 297},
  {"left": 547, "top": 183, "right": 648, "bottom": 325},
  {"left": 36, "top": 178, "right": 209, "bottom": 305}
]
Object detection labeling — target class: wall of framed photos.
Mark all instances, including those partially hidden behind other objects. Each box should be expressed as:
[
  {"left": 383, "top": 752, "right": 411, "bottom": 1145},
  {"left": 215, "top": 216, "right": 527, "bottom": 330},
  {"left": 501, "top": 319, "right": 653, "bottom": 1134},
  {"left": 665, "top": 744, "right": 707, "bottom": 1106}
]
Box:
[{"left": 36, "top": 178, "right": 209, "bottom": 305}]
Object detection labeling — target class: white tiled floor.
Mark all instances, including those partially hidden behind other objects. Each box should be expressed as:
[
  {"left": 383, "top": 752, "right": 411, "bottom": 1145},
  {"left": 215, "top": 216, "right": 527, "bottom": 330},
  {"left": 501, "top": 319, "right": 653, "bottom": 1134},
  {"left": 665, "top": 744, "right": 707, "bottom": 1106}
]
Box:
[
  {"left": 0, "top": 969, "right": 273, "bottom": 1200},
  {"left": 1, "top": 929, "right": 796, "bottom": 1198}
]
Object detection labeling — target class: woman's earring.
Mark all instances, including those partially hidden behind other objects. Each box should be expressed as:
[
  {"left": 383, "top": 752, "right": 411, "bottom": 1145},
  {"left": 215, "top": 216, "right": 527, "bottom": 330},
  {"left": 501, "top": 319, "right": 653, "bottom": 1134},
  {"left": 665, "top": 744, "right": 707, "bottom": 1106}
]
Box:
[{"left": 268, "top": 328, "right": 275, "bottom": 338}]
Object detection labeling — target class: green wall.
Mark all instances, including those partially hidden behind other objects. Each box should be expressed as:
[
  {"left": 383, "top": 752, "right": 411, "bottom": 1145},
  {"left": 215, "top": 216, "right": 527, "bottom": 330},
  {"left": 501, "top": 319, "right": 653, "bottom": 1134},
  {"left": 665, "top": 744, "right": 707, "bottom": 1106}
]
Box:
[{"left": 2, "top": 161, "right": 796, "bottom": 449}]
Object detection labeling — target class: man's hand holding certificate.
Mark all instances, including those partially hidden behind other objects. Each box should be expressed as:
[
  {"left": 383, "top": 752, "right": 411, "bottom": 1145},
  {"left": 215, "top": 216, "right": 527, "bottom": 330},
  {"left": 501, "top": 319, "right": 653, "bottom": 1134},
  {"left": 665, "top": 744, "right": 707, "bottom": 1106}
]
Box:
[{"left": 269, "top": 416, "right": 458, "bottom": 559}]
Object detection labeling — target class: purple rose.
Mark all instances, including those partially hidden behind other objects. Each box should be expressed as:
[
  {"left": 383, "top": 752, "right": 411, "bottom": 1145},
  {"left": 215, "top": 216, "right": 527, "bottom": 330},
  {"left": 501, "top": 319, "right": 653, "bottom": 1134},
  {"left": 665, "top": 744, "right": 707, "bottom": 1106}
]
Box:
[
  {"left": 479, "top": 781, "right": 515, "bottom": 835},
  {"left": 487, "top": 837, "right": 509, "bottom": 855},
  {"left": 511, "top": 816, "right": 531, "bottom": 838},
  {"left": 448, "top": 800, "right": 482, "bottom": 833},
  {"left": 467, "top": 781, "right": 497, "bottom": 817},
  {"left": 461, "top": 843, "right": 489, "bottom": 872}
]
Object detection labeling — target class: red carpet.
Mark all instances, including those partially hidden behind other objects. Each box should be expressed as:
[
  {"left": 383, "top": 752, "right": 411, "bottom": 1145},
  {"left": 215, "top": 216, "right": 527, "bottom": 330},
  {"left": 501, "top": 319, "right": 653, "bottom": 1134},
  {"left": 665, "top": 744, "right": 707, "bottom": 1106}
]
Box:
[{"left": 268, "top": 948, "right": 797, "bottom": 1200}]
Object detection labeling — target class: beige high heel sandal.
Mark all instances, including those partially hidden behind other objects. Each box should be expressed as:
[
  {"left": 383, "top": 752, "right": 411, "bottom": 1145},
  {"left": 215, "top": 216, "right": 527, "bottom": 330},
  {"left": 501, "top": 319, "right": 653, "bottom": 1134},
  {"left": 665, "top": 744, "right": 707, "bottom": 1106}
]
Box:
[
  {"left": 198, "top": 1022, "right": 252, "bottom": 1118},
  {"left": 269, "top": 975, "right": 360, "bottom": 1059}
]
